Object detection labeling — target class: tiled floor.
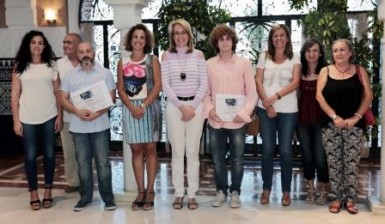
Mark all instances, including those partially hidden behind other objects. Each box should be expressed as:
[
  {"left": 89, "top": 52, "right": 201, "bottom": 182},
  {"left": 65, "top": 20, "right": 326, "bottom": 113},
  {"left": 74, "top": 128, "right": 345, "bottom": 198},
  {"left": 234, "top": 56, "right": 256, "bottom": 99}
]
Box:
[{"left": 0, "top": 151, "right": 383, "bottom": 224}]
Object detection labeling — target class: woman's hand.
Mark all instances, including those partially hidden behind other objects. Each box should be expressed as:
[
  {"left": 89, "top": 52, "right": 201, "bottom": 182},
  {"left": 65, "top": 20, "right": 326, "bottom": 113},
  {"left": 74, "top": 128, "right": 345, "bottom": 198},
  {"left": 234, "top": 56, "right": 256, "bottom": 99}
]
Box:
[
  {"left": 54, "top": 116, "right": 63, "bottom": 133},
  {"left": 333, "top": 116, "right": 346, "bottom": 129},
  {"left": 131, "top": 105, "right": 145, "bottom": 119},
  {"left": 266, "top": 106, "right": 277, "bottom": 118},
  {"left": 344, "top": 116, "right": 361, "bottom": 129},
  {"left": 262, "top": 95, "right": 278, "bottom": 108},
  {"left": 13, "top": 120, "right": 23, "bottom": 136},
  {"left": 180, "top": 104, "right": 196, "bottom": 122}
]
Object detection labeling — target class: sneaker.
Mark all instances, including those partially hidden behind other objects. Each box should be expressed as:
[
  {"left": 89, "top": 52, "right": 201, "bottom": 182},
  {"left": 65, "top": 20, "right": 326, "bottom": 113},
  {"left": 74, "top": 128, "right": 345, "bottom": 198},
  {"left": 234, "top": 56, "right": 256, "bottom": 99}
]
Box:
[
  {"left": 211, "top": 190, "right": 227, "bottom": 207},
  {"left": 105, "top": 201, "right": 117, "bottom": 211},
  {"left": 229, "top": 191, "right": 241, "bottom": 208},
  {"left": 73, "top": 200, "right": 91, "bottom": 212},
  {"left": 65, "top": 186, "right": 80, "bottom": 193}
]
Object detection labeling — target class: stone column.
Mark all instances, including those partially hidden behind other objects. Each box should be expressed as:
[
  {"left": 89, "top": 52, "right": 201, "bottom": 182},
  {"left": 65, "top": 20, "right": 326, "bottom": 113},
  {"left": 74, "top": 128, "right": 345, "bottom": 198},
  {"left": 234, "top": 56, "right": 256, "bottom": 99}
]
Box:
[
  {"left": 105, "top": 0, "right": 149, "bottom": 194},
  {"left": 368, "top": 0, "right": 385, "bottom": 214},
  {"left": 67, "top": 0, "right": 80, "bottom": 33}
]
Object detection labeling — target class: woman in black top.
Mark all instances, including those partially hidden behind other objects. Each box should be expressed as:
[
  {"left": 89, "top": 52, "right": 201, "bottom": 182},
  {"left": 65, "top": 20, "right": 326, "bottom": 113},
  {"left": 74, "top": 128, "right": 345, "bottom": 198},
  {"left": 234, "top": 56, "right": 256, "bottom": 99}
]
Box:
[{"left": 316, "top": 39, "right": 372, "bottom": 214}]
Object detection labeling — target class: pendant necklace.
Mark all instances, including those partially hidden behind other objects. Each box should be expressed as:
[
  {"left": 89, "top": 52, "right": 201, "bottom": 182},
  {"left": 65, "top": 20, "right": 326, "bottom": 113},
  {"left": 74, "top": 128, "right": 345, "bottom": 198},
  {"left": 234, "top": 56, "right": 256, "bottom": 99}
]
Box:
[
  {"left": 177, "top": 52, "right": 188, "bottom": 81},
  {"left": 335, "top": 64, "right": 351, "bottom": 76}
]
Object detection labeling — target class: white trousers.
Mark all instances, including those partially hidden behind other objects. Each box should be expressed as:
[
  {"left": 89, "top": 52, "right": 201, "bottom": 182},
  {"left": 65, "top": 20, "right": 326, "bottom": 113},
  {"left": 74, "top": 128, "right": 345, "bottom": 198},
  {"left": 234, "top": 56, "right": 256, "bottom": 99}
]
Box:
[
  {"left": 60, "top": 122, "right": 79, "bottom": 186},
  {"left": 166, "top": 101, "right": 204, "bottom": 198}
]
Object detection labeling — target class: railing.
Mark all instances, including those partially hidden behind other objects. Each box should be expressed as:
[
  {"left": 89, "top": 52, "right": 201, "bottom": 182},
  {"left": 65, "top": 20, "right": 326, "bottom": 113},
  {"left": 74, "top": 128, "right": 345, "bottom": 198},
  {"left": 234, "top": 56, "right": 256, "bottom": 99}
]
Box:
[{"left": 0, "top": 58, "right": 14, "bottom": 116}]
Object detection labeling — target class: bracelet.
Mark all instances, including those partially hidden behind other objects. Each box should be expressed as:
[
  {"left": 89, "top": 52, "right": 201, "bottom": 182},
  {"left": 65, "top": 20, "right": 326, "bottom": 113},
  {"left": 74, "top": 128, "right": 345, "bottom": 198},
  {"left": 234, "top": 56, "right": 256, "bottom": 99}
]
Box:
[
  {"left": 354, "top": 113, "right": 362, "bottom": 119},
  {"left": 331, "top": 114, "right": 338, "bottom": 120},
  {"left": 140, "top": 103, "right": 146, "bottom": 109},
  {"left": 275, "top": 92, "right": 281, "bottom": 100}
]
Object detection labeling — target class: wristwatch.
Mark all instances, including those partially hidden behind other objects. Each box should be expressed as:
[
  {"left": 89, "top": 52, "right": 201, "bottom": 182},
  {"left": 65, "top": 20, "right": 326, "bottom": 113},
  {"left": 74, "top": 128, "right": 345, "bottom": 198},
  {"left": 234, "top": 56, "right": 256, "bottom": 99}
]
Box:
[
  {"left": 140, "top": 103, "right": 146, "bottom": 109},
  {"left": 331, "top": 114, "right": 337, "bottom": 120}
]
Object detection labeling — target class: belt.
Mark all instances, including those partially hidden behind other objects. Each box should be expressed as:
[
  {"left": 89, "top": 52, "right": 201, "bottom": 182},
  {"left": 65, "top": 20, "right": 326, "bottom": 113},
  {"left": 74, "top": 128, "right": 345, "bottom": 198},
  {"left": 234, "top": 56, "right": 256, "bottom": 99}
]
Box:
[{"left": 177, "top": 96, "right": 195, "bottom": 101}]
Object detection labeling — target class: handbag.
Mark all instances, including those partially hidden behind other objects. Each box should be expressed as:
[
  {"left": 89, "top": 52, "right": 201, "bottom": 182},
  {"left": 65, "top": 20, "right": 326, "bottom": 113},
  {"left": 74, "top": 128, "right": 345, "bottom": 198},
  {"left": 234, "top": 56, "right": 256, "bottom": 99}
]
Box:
[
  {"left": 364, "top": 107, "right": 375, "bottom": 126},
  {"left": 355, "top": 64, "right": 375, "bottom": 126},
  {"left": 246, "top": 112, "right": 260, "bottom": 136}
]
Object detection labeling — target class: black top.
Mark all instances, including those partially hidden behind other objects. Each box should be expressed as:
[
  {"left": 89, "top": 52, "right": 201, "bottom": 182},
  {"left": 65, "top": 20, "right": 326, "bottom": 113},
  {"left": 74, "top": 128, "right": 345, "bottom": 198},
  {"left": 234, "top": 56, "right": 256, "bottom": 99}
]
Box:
[{"left": 321, "top": 71, "right": 365, "bottom": 129}]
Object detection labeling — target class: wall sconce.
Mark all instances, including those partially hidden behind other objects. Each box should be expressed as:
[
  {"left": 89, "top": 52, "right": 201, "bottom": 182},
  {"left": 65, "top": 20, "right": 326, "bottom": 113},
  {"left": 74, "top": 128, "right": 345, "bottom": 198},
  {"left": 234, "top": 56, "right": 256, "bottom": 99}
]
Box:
[{"left": 45, "top": 9, "right": 57, "bottom": 25}]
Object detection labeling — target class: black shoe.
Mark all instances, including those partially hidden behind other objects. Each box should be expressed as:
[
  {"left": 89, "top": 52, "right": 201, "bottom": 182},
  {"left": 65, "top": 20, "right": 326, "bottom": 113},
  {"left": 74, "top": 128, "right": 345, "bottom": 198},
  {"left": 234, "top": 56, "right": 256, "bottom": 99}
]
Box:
[
  {"left": 65, "top": 186, "right": 80, "bottom": 193},
  {"left": 105, "top": 200, "right": 117, "bottom": 211},
  {"left": 73, "top": 200, "right": 91, "bottom": 212}
]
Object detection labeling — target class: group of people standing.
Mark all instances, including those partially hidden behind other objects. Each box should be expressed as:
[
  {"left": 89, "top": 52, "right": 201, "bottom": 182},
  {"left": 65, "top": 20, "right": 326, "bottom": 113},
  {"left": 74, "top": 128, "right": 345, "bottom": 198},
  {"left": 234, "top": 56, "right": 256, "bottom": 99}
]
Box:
[
  {"left": 11, "top": 31, "right": 117, "bottom": 212},
  {"left": 10, "top": 19, "right": 372, "bottom": 215}
]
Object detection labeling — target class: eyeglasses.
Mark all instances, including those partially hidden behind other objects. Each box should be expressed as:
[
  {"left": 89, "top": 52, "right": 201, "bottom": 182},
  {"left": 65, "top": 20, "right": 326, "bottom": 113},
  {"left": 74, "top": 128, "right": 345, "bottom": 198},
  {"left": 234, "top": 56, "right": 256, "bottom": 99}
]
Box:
[{"left": 173, "top": 31, "right": 187, "bottom": 36}]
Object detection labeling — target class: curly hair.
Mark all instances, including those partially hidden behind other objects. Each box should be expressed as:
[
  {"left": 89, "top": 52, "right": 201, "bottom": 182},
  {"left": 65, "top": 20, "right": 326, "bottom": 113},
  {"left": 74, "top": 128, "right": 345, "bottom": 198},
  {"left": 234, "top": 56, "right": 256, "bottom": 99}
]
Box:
[
  {"left": 300, "top": 38, "right": 327, "bottom": 77},
  {"left": 14, "top": 30, "right": 56, "bottom": 74},
  {"left": 209, "top": 24, "right": 238, "bottom": 54},
  {"left": 267, "top": 24, "right": 293, "bottom": 61},
  {"left": 124, "top": 24, "right": 154, "bottom": 54}
]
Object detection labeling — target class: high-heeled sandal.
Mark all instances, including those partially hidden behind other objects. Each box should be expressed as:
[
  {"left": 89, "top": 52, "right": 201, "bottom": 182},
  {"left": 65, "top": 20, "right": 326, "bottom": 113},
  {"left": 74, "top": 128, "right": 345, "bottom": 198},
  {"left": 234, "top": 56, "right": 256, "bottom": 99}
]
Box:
[
  {"left": 344, "top": 199, "right": 358, "bottom": 214},
  {"left": 260, "top": 190, "right": 270, "bottom": 205},
  {"left": 42, "top": 186, "right": 53, "bottom": 209},
  {"left": 131, "top": 191, "right": 146, "bottom": 211},
  {"left": 142, "top": 192, "right": 155, "bottom": 211},
  {"left": 30, "top": 200, "right": 41, "bottom": 210},
  {"left": 329, "top": 200, "right": 342, "bottom": 213},
  {"left": 281, "top": 192, "right": 291, "bottom": 206},
  {"left": 172, "top": 196, "right": 184, "bottom": 210}
]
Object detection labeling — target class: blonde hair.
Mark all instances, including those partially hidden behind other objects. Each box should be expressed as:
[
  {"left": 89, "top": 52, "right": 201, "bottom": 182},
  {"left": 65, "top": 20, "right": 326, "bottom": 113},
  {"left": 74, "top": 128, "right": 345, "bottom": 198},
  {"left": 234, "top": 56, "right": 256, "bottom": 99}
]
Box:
[
  {"left": 331, "top": 38, "right": 355, "bottom": 64},
  {"left": 167, "top": 19, "right": 194, "bottom": 53}
]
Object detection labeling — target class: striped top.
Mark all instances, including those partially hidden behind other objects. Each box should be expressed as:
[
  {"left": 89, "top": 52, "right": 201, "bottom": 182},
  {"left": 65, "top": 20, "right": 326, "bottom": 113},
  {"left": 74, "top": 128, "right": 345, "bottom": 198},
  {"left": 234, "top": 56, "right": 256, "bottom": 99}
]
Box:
[{"left": 161, "top": 47, "right": 208, "bottom": 109}]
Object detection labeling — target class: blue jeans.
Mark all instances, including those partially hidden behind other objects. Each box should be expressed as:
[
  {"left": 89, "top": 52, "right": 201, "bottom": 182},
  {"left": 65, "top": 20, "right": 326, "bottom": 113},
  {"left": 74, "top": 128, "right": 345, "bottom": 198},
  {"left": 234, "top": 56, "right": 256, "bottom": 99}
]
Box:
[
  {"left": 297, "top": 124, "right": 329, "bottom": 183},
  {"left": 71, "top": 129, "right": 114, "bottom": 203},
  {"left": 208, "top": 124, "right": 245, "bottom": 195},
  {"left": 257, "top": 108, "right": 297, "bottom": 192},
  {"left": 22, "top": 117, "right": 56, "bottom": 191}
]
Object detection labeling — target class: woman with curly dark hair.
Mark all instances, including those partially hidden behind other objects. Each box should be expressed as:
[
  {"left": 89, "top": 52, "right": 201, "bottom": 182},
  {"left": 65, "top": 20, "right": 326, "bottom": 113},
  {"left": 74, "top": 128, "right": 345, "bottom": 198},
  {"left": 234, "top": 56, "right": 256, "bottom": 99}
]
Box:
[{"left": 11, "top": 30, "right": 62, "bottom": 211}]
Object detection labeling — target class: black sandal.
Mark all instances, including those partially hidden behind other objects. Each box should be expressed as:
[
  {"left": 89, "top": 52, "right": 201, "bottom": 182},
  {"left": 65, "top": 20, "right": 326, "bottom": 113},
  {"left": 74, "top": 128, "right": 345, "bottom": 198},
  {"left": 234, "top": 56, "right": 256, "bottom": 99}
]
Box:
[
  {"left": 143, "top": 192, "right": 155, "bottom": 211},
  {"left": 188, "top": 198, "right": 198, "bottom": 210},
  {"left": 172, "top": 197, "right": 184, "bottom": 210},
  {"left": 132, "top": 192, "right": 146, "bottom": 211},
  {"left": 30, "top": 200, "right": 41, "bottom": 211},
  {"left": 42, "top": 187, "right": 53, "bottom": 209}
]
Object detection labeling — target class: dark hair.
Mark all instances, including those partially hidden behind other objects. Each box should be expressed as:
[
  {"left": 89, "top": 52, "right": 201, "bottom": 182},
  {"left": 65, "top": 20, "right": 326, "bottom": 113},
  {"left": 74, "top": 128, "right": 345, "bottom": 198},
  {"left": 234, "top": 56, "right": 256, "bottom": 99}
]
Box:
[
  {"left": 300, "top": 38, "right": 327, "bottom": 77},
  {"left": 14, "top": 30, "right": 56, "bottom": 74},
  {"left": 124, "top": 24, "right": 154, "bottom": 54},
  {"left": 267, "top": 24, "right": 293, "bottom": 61},
  {"left": 209, "top": 24, "right": 238, "bottom": 54}
]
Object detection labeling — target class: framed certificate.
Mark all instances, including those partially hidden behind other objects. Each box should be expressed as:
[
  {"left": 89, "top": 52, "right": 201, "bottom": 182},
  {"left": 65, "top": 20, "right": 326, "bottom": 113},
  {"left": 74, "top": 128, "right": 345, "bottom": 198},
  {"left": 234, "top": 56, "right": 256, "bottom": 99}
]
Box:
[
  {"left": 215, "top": 94, "right": 246, "bottom": 121},
  {"left": 70, "top": 81, "right": 114, "bottom": 111}
]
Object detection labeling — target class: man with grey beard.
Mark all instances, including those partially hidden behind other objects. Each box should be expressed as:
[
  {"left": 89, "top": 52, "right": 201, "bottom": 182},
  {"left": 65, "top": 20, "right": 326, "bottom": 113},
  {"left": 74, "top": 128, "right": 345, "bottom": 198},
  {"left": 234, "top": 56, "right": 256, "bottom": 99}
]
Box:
[{"left": 60, "top": 42, "right": 117, "bottom": 212}]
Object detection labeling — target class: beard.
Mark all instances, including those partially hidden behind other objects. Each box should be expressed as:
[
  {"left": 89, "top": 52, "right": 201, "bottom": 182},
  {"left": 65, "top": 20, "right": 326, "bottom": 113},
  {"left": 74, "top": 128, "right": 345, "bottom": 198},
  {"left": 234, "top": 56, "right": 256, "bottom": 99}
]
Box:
[{"left": 79, "top": 56, "right": 94, "bottom": 66}]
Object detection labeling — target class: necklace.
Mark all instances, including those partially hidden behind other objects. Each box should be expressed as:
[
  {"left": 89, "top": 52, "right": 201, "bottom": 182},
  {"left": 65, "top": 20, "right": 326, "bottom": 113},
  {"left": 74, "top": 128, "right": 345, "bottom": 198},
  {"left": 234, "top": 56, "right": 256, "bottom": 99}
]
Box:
[
  {"left": 177, "top": 53, "right": 188, "bottom": 81},
  {"left": 335, "top": 64, "right": 351, "bottom": 76}
]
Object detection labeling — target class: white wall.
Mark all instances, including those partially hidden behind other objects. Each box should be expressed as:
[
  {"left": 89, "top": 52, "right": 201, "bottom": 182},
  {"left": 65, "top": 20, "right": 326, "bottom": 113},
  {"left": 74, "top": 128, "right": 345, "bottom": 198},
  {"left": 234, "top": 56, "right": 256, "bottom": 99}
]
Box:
[{"left": 0, "top": 0, "right": 69, "bottom": 58}]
